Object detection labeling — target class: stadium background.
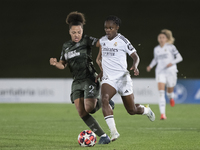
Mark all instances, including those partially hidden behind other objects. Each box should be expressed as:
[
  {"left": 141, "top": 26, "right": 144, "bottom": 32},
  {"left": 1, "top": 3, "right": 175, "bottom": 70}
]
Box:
[
  {"left": 0, "top": 1, "right": 200, "bottom": 149},
  {"left": 0, "top": 0, "right": 200, "bottom": 79}
]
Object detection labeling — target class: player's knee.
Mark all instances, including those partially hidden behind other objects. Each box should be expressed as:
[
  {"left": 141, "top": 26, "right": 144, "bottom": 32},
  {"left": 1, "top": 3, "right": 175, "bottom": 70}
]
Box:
[
  {"left": 77, "top": 107, "right": 90, "bottom": 117},
  {"left": 84, "top": 100, "right": 96, "bottom": 114},
  {"left": 84, "top": 105, "right": 93, "bottom": 114},
  {"left": 101, "top": 94, "right": 109, "bottom": 104}
]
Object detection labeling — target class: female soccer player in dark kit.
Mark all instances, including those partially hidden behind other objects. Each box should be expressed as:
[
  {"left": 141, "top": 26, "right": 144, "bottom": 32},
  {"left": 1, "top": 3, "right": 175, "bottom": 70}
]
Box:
[
  {"left": 49, "top": 11, "right": 112, "bottom": 144},
  {"left": 96, "top": 15, "right": 155, "bottom": 141}
]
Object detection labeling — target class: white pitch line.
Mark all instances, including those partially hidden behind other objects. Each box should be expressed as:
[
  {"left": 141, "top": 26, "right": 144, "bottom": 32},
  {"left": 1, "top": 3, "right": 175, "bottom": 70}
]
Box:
[{"left": 140, "top": 128, "right": 198, "bottom": 130}]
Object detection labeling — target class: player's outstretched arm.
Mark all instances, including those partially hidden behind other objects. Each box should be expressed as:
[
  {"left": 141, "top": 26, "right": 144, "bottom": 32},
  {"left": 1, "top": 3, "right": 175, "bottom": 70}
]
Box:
[
  {"left": 49, "top": 58, "right": 67, "bottom": 69},
  {"left": 130, "top": 52, "right": 140, "bottom": 76}
]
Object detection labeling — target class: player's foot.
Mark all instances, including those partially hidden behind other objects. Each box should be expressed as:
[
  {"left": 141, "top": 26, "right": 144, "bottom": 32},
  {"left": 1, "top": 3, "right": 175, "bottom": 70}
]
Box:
[
  {"left": 170, "top": 98, "right": 175, "bottom": 107},
  {"left": 110, "top": 131, "right": 120, "bottom": 141},
  {"left": 160, "top": 114, "right": 167, "bottom": 120},
  {"left": 109, "top": 99, "right": 115, "bottom": 110},
  {"left": 98, "top": 135, "right": 110, "bottom": 144},
  {"left": 145, "top": 105, "right": 155, "bottom": 122}
]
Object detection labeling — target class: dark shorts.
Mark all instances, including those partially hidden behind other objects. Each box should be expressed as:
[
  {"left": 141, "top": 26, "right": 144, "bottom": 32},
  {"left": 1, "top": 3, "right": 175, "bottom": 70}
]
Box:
[{"left": 70, "top": 76, "right": 100, "bottom": 103}]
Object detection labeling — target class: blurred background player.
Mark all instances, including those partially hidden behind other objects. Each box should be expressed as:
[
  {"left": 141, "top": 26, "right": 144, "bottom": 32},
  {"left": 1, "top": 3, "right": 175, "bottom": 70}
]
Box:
[
  {"left": 96, "top": 15, "right": 155, "bottom": 141},
  {"left": 49, "top": 11, "right": 111, "bottom": 144},
  {"left": 146, "top": 29, "right": 183, "bottom": 120}
]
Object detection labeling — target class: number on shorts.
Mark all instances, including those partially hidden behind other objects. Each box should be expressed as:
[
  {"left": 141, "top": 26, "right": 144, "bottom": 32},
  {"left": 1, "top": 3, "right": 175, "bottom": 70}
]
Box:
[{"left": 89, "top": 85, "right": 94, "bottom": 93}]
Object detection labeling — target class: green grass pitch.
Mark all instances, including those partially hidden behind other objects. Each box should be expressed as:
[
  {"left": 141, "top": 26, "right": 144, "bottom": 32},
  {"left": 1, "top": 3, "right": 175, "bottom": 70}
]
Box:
[{"left": 0, "top": 103, "right": 200, "bottom": 150}]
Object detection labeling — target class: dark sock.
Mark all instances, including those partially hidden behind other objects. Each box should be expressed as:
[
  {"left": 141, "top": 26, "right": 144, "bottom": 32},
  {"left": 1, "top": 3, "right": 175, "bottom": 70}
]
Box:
[
  {"left": 90, "top": 98, "right": 101, "bottom": 114},
  {"left": 82, "top": 114, "right": 105, "bottom": 137}
]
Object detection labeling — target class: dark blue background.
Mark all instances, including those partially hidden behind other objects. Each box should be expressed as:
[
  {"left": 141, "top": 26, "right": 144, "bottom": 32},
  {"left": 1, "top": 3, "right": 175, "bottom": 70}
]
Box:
[{"left": 166, "top": 79, "right": 200, "bottom": 103}]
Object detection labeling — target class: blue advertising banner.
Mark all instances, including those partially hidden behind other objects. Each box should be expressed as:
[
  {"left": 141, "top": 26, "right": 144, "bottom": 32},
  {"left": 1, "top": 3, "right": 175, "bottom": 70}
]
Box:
[{"left": 166, "top": 79, "right": 200, "bottom": 104}]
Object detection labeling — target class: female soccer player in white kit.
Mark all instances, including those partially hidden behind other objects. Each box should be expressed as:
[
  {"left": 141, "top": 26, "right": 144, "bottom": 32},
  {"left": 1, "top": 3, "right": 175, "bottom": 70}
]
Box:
[
  {"left": 146, "top": 29, "right": 183, "bottom": 120},
  {"left": 96, "top": 15, "right": 155, "bottom": 142}
]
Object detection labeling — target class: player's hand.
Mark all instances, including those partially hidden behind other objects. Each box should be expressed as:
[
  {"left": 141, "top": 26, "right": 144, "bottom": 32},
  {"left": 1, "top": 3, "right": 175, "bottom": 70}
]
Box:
[
  {"left": 130, "top": 65, "right": 139, "bottom": 76},
  {"left": 166, "top": 63, "right": 173, "bottom": 68},
  {"left": 95, "top": 71, "right": 103, "bottom": 83},
  {"left": 146, "top": 66, "right": 151, "bottom": 72},
  {"left": 49, "top": 58, "right": 57, "bottom": 66}
]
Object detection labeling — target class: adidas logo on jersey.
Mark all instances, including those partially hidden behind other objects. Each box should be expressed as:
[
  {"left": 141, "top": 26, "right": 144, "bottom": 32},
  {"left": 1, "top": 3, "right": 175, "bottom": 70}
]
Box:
[{"left": 124, "top": 90, "right": 129, "bottom": 93}]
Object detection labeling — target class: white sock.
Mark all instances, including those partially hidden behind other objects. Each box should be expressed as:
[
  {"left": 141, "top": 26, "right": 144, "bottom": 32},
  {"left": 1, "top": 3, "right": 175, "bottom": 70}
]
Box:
[
  {"left": 140, "top": 105, "right": 148, "bottom": 115},
  {"left": 159, "top": 90, "right": 166, "bottom": 114},
  {"left": 167, "top": 92, "right": 174, "bottom": 100},
  {"left": 104, "top": 115, "right": 117, "bottom": 133},
  {"left": 100, "top": 133, "right": 107, "bottom": 137}
]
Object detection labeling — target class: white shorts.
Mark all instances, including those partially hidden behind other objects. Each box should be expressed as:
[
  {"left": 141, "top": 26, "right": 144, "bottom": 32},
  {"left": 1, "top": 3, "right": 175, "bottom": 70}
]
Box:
[
  {"left": 156, "top": 72, "right": 177, "bottom": 87},
  {"left": 101, "top": 75, "right": 133, "bottom": 96}
]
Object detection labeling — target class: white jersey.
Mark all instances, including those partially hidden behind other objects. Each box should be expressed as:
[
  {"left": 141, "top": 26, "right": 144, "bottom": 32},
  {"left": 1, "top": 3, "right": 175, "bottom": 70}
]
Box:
[
  {"left": 99, "top": 33, "right": 136, "bottom": 81},
  {"left": 149, "top": 43, "right": 182, "bottom": 75}
]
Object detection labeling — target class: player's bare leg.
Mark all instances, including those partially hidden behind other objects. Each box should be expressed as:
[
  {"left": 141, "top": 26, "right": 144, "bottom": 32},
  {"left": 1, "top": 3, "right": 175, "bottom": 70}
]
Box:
[
  {"left": 122, "top": 94, "right": 155, "bottom": 121},
  {"left": 122, "top": 94, "right": 143, "bottom": 115},
  {"left": 101, "top": 83, "right": 119, "bottom": 141},
  {"left": 158, "top": 82, "right": 167, "bottom": 119},
  {"left": 74, "top": 98, "right": 88, "bottom": 118},
  {"left": 167, "top": 87, "right": 175, "bottom": 107},
  {"left": 101, "top": 84, "right": 116, "bottom": 117},
  {"left": 84, "top": 98, "right": 97, "bottom": 113}
]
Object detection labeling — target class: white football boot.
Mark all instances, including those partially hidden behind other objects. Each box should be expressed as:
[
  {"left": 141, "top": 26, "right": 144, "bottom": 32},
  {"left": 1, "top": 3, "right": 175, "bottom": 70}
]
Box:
[
  {"left": 145, "top": 105, "right": 155, "bottom": 122},
  {"left": 110, "top": 130, "right": 120, "bottom": 141}
]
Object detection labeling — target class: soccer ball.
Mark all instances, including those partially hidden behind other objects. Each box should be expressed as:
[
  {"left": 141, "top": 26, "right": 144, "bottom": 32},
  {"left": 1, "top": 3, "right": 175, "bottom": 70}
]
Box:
[{"left": 78, "top": 130, "right": 97, "bottom": 147}]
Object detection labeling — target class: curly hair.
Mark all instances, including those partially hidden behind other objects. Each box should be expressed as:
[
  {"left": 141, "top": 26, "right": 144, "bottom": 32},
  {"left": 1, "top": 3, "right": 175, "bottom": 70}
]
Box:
[
  {"left": 66, "top": 11, "right": 86, "bottom": 28},
  {"left": 105, "top": 15, "right": 121, "bottom": 27}
]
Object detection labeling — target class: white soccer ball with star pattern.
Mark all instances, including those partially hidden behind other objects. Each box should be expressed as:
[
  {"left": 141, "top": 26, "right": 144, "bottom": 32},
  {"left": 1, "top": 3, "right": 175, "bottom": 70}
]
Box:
[{"left": 78, "top": 130, "right": 97, "bottom": 147}]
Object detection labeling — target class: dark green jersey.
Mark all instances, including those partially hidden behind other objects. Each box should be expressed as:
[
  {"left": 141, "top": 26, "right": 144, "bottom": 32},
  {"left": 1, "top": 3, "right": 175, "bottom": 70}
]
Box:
[{"left": 60, "top": 35, "right": 98, "bottom": 80}]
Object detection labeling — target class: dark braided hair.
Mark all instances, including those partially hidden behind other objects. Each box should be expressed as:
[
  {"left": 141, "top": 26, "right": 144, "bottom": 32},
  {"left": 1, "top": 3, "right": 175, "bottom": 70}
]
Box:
[
  {"left": 66, "top": 11, "right": 86, "bottom": 29},
  {"left": 105, "top": 15, "right": 121, "bottom": 27}
]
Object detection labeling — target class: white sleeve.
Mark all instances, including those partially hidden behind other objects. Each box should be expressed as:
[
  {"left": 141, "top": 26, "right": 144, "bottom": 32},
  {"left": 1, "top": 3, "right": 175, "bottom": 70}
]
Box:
[
  {"left": 170, "top": 45, "right": 183, "bottom": 64},
  {"left": 170, "top": 45, "right": 179, "bottom": 55},
  {"left": 123, "top": 37, "right": 136, "bottom": 55},
  {"left": 149, "top": 49, "right": 157, "bottom": 68},
  {"left": 149, "top": 58, "right": 157, "bottom": 68},
  {"left": 99, "top": 38, "right": 102, "bottom": 46},
  {"left": 172, "top": 53, "right": 183, "bottom": 64}
]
